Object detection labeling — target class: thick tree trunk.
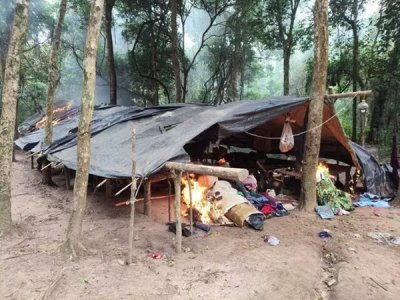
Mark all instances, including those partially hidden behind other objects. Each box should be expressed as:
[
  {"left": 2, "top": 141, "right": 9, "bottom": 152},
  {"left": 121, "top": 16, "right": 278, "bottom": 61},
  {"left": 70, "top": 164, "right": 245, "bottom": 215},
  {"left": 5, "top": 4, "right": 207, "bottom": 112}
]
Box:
[
  {"left": 283, "top": 43, "right": 290, "bottom": 96},
  {"left": 0, "top": 0, "right": 30, "bottom": 234},
  {"left": 105, "top": 0, "right": 117, "bottom": 105},
  {"left": 170, "top": 0, "right": 182, "bottom": 103},
  {"left": 65, "top": 0, "right": 104, "bottom": 256},
  {"left": 42, "top": 0, "right": 68, "bottom": 185},
  {"left": 300, "top": 0, "right": 329, "bottom": 212}
]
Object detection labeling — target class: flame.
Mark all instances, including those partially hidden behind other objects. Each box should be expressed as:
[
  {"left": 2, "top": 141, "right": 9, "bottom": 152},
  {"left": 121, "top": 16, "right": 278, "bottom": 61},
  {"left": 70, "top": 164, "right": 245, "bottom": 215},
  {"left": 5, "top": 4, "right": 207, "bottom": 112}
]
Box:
[
  {"left": 35, "top": 103, "right": 73, "bottom": 129},
  {"left": 181, "top": 176, "right": 212, "bottom": 224},
  {"left": 316, "top": 162, "right": 330, "bottom": 182}
]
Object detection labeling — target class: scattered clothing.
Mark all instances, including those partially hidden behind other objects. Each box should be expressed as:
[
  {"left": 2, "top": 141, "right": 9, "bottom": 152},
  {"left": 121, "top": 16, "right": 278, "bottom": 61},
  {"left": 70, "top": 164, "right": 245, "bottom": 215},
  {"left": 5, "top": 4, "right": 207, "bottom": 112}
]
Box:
[
  {"left": 241, "top": 175, "right": 258, "bottom": 191},
  {"left": 353, "top": 193, "right": 391, "bottom": 208},
  {"left": 246, "top": 214, "right": 264, "bottom": 230},
  {"left": 319, "top": 229, "right": 332, "bottom": 238}
]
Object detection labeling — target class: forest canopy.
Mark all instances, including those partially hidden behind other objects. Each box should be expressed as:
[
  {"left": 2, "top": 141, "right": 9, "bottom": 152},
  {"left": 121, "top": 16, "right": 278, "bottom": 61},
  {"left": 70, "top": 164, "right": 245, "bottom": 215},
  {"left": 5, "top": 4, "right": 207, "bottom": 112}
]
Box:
[{"left": 0, "top": 0, "right": 399, "bottom": 153}]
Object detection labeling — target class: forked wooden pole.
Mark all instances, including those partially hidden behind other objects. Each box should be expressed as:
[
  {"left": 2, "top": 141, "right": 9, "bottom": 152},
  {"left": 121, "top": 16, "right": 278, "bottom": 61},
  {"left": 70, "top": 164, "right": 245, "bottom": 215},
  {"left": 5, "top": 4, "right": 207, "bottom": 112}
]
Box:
[
  {"left": 128, "top": 129, "right": 137, "bottom": 265},
  {"left": 143, "top": 180, "right": 151, "bottom": 216},
  {"left": 172, "top": 170, "right": 182, "bottom": 254}
]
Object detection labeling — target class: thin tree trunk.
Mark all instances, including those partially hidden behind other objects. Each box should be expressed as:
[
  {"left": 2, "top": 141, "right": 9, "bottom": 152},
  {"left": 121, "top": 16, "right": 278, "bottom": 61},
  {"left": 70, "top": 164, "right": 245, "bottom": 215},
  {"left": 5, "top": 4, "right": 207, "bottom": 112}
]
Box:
[
  {"left": 0, "top": 0, "right": 30, "bottom": 234},
  {"left": 128, "top": 129, "right": 136, "bottom": 264},
  {"left": 300, "top": 0, "right": 329, "bottom": 212},
  {"left": 12, "top": 99, "right": 19, "bottom": 162},
  {"left": 351, "top": 23, "right": 358, "bottom": 141},
  {"left": 170, "top": 0, "right": 182, "bottom": 103},
  {"left": 42, "top": 0, "right": 68, "bottom": 185},
  {"left": 283, "top": 43, "right": 290, "bottom": 96},
  {"left": 65, "top": 0, "right": 104, "bottom": 256},
  {"left": 228, "top": 44, "right": 239, "bottom": 102},
  {"left": 105, "top": 0, "right": 117, "bottom": 105}
]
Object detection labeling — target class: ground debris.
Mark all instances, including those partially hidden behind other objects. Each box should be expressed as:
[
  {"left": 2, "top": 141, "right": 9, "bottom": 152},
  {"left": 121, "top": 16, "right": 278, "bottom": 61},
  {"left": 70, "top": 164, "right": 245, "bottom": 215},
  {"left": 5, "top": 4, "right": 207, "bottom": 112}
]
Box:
[{"left": 367, "top": 232, "right": 400, "bottom": 246}]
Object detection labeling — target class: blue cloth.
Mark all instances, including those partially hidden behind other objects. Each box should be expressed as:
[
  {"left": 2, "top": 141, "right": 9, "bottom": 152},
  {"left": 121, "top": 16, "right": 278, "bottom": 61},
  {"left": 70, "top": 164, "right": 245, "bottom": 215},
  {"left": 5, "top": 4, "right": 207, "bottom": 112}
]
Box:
[
  {"left": 316, "top": 205, "right": 335, "bottom": 219},
  {"left": 353, "top": 193, "right": 391, "bottom": 208}
]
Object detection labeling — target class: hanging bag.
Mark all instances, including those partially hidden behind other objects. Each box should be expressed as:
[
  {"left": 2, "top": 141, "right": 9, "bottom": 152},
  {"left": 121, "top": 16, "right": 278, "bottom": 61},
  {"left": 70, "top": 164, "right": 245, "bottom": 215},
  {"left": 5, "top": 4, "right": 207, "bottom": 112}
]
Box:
[{"left": 279, "top": 120, "right": 294, "bottom": 153}]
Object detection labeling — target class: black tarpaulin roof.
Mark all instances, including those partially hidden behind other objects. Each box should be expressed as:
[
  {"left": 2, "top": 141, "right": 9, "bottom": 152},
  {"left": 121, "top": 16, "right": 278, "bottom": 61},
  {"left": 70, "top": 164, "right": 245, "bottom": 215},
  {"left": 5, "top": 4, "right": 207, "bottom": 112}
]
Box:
[
  {"left": 16, "top": 97, "right": 360, "bottom": 179},
  {"left": 350, "top": 141, "right": 396, "bottom": 197}
]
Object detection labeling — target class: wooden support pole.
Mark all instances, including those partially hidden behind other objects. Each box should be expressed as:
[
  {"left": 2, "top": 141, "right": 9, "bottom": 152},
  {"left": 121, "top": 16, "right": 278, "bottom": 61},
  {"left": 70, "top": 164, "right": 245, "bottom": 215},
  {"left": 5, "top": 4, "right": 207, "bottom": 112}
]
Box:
[
  {"left": 128, "top": 129, "right": 137, "bottom": 265},
  {"left": 186, "top": 172, "right": 193, "bottom": 234},
  {"left": 168, "top": 179, "right": 172, "bottom": 222},
  {"left": 115, "top": 182, "right": 132, "bottom": 196},
  {"left": 105, "top": 179, "right": 112, "bottom": 201},
  {"left": 31, "top": 155, "right": 34, "bottom": 169},
  {"left": 64, "top": 166, "right": 71, "bottom": 190},
  {"left": 26, "top": 150, "right": 41, "bottom": 158},
  {"left": 165, "top": 162, "right": 248, "bottom": 181},
  {"left": 96, "top": 178, "right": 107, "bottom": 189},
  {"left": 173, "top": 170, "right": 182, "bottom": 254},
  {"left": 40, "top": 162, "right": 52, "bottom": 171},
  {"left": 143, "top": 180, "right": 151, "bottom": 216}
]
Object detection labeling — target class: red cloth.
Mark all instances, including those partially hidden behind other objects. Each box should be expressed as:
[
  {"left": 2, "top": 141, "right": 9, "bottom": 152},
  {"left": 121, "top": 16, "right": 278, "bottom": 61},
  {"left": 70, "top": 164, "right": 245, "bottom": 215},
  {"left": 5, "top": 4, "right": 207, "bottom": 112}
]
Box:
[{"left": 261, "top": 204, "right": 276, "bottom": 215}]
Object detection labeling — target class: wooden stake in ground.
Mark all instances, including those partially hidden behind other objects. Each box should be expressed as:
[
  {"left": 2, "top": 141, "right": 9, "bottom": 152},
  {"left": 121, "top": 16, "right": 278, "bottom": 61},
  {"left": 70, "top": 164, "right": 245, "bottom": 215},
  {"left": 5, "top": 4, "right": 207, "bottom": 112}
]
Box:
[
  {"left": 128, "top": 129, "right": 137, "bottom": 265},
  {"left": 42, "top": 0, "right": 68, "bottom": 185},
  {"left": 300, "top": 0, "right": 329, "bottom": 212},
  {"left": 173, "top": 170, "right": 183, "bottom": 253},
  {"left": 0, "top": 0, "right": 30, "bottom": 234},
  {"left": 64, "top": 0, "right": 105, "bottom": 256},
  {"left": 143, "top": 180, "right": 151, "bottom": 216}
]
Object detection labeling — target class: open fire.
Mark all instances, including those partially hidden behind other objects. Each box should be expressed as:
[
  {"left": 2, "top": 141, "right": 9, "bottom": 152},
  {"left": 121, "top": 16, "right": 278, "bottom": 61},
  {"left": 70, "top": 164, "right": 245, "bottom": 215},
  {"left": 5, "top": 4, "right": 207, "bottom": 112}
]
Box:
[
  {"left": 316, "top": 162, "right": 330, "bottom": 182},
  {"left": 181, "top": 175, "right": 213, "bottom": 224}
]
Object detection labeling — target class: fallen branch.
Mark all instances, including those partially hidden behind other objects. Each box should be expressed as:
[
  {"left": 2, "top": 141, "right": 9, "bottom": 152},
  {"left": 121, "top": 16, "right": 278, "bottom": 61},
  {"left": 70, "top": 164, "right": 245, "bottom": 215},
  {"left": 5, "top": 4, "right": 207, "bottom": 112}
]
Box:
[
  {"left": 4, "top": 251, "right": 43, "bottom": 260},
  {"left": 369, "top": 277, "right": 388, "bottom": 292}
]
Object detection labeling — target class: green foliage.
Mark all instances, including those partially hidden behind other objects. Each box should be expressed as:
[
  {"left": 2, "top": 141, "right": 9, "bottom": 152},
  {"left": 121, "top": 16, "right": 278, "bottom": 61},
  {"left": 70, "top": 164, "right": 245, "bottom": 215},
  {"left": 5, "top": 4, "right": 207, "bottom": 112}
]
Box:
[{"left": 316, "top": 169, "right": 353, "bottom": 211}]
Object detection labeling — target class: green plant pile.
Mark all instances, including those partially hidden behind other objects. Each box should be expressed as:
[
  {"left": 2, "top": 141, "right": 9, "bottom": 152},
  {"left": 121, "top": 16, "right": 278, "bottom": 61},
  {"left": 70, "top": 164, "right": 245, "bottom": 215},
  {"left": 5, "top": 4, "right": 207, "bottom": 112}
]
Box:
[{"left": 316, "top": 170, "right": 353, "bottom": 212}]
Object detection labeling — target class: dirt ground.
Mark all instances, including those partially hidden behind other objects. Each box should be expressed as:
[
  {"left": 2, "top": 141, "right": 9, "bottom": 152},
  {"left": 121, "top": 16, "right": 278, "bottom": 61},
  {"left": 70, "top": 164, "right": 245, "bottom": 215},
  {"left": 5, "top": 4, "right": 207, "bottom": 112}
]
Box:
[{"left": 1, "top": 151, "right": 400, "bottom": 300}]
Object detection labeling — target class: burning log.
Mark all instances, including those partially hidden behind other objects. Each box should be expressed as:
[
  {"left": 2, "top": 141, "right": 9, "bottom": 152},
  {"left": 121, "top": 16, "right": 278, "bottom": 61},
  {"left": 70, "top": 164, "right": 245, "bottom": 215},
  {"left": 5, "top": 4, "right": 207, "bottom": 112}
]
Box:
[{"left": 165, "top": 162, "right": 249, "bottom": 181}]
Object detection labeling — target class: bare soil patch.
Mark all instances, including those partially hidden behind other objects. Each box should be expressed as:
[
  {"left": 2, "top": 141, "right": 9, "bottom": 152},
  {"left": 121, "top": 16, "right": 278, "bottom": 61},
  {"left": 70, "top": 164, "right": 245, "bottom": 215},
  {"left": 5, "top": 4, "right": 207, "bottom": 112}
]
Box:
[{"left": 1, "top": 151, "right": 400, "bottom": 299}]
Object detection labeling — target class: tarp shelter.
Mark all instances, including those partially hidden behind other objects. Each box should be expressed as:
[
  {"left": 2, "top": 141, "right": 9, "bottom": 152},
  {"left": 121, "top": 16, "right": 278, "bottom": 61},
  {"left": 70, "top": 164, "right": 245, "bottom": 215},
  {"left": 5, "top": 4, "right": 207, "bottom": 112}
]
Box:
[
  {"left": 350, "top": 141, "right": 397, "bottom": 197},
  {"left": 16, "top": 97, "right": 360, "bottom": 179}
]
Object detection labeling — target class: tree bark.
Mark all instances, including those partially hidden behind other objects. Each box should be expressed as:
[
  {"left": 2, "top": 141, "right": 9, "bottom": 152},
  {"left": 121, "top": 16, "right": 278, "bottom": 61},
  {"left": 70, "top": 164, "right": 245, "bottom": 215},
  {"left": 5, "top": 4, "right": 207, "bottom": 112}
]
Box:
[
  {"left": 42, "top": 0, "right": 68, "bottom": 185},
  {"left": 228, "top": 42, "right": 240, "bottom": 102},
  {"left": 65, "top": 0, "right": 104, "bottom": 256},
  {"left": 170, "top": 0, "right": 182, "bottom": 103},
  {"left": 0, "top": 0, "right": 29, "bottom": 234},
  {"left": 128, "top": 129, "right": 136, "bottom": 264},
  {"left": 0, "top": 2, "right": 14, "bottom": 84},
  {"left": 105, "top": 0, "right": 117, "bottom": 105},
  {"left": 300, "top": 0, "right": 329, "bottom": 212},
  {"left": 283, "top": 42, "right": 290, "bottom": 96},
  {"left": 352, "top": 22, "right": 359, "bottom": 141}
]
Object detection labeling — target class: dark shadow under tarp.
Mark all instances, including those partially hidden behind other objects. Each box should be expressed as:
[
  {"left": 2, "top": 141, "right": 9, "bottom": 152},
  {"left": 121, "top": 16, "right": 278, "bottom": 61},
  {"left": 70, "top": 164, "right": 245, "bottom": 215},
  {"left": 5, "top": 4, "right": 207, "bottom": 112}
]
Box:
[{"left": 350, "top": 141, "right": 397, "bottom": 198}]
